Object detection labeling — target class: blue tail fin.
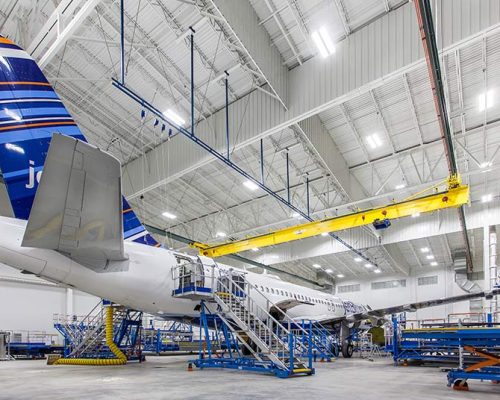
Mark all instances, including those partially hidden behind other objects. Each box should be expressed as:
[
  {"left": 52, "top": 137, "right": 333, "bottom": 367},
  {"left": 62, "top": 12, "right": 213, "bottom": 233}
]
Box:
[{"left": 0, "top": 35, "right": 158, "bottom": 247}]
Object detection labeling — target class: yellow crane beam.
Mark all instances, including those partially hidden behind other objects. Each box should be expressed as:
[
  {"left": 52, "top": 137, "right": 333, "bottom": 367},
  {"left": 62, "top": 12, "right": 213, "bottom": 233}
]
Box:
[{"left": 196, "top": 184, "right": 469, "bottom": 258}]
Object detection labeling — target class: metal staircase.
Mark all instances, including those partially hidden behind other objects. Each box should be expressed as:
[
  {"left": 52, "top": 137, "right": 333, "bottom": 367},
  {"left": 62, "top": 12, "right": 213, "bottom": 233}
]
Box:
[
  {"left": 54, "top": 301, "right": 142, "bottom": 360},
  {"left": 172, "top": 262, "right": 314, "bottom": 377},
  {"left": 292, "top": 320, "right": 337, "bottom": 361}
]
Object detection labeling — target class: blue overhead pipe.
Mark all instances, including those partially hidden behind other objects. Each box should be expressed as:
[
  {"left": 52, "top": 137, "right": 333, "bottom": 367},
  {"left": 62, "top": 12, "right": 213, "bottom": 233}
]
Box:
[{"left": 111, "top": 78, "right": 378, "bottom": 266}]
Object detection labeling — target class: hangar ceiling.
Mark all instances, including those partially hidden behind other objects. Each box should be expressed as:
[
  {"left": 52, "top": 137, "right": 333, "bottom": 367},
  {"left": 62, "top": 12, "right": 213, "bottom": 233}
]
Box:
[{"left": 1, "top": 0, "right": 499, "bottom": 285}]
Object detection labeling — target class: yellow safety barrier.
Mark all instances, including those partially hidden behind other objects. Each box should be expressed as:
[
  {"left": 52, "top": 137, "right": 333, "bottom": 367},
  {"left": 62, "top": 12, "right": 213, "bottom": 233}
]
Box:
[{"left": 54, "top": 306, "right": 127, "bottom": 366}]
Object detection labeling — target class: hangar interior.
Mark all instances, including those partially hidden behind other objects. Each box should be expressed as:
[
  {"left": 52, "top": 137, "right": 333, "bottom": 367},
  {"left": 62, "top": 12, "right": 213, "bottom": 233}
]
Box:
[{"left": 0, "top": 0, "right": 499, "bottom": 398}]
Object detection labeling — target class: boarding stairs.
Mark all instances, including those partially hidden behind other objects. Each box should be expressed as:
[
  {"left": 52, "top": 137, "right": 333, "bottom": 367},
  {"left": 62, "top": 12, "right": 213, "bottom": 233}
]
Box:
[
  {"left": 172, "top": 262, "right": 314, "bottom": 377},
  {"left": 54, "top": 301, "right": 142, "bottom": 359}
]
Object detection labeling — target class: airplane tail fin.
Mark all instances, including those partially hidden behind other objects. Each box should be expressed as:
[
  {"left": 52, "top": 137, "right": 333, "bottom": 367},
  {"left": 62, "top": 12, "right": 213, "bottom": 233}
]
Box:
[{"left": 0, "top": 35, "right": 158, "bottom": 247}]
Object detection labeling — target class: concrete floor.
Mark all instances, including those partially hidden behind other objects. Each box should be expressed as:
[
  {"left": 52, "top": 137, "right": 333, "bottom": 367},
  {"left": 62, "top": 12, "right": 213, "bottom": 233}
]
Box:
[{"left": 0, "top": 356, "right": 498, "bottom": 400}]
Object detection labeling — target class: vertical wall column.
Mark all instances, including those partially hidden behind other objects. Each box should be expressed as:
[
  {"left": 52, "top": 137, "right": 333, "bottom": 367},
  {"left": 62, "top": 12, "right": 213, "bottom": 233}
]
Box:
[
  {"left": 66, "top": 288, "right": 73, "bottom": 316},
  {"left": 489, "top": 226, "right": 498, "bottom": 321},
  {"left": 483, "top": 224, "right": 498, "bottom": 321}
]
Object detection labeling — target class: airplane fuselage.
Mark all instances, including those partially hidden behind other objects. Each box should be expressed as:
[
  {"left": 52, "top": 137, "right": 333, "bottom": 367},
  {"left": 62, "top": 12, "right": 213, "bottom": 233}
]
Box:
[{"left": 0, "top": 216, "right": 365, "bottom": 322}]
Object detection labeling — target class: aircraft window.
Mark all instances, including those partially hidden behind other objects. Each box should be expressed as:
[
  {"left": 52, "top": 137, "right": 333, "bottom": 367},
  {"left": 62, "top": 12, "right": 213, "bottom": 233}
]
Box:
[
  {"left": 266, "top": 287, "right": 270, "bottom": 293},
  {"left": 293, "top": 293, "right": 297, "bottom": 299},
  {"left": 260, "top": 286, "right": 264, "bottom": 291},
  {"left": 271, "top": 288, "right": 275, "bottom": 294},
  {"left": 280, "top": 290, "right": 284, "bottom": 296}
]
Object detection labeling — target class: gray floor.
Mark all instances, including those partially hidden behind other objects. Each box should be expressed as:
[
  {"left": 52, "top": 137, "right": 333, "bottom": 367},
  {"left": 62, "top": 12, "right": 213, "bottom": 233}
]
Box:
[{"left": 0, "top": 356, "right": 498, "bottom": 400}]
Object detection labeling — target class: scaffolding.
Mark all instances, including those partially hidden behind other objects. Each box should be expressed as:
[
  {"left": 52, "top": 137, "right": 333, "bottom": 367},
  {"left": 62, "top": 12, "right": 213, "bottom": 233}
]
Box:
[
  {"left": 53, "top": 301, "right": 143, "bottom": 364},
  {"left": 172, "top": 261, "right": 315, "bottom": 378},
  {"left": 386, "top": 314, "right": 500, "bottom": 389}
]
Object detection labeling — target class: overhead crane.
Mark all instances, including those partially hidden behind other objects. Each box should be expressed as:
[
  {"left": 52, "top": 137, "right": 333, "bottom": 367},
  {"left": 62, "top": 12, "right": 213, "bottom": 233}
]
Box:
[{"left": 194, "top": 177, "right": 469, "bottom": 258}]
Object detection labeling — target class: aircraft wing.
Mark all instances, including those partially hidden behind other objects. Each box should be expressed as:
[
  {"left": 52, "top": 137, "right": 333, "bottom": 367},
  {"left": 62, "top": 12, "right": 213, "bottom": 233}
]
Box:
[
  {"left": 22, "top": 134, "right": 126, "bottom": 269},
  {"left": 273, "top": 298, "right": 314, "bottom": 311},
  {"left": 316, "top": 288, "right": 500, "bottom": 325}
]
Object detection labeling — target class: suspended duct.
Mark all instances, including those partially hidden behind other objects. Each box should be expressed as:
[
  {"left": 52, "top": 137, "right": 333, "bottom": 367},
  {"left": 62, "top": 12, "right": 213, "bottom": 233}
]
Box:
[{"left": 453, "top": 251, "right": 482, "bottom": 314}]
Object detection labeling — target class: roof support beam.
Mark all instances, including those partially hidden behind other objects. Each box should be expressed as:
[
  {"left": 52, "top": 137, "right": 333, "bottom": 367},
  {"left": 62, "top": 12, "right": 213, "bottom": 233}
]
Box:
[
  {"left": 122, "top": 1, "right": 500, "bottom": 200},
  {"left": 295, "top": 115, "right": 364, "bottom": 202},
  {"left": 209, "top": 0, "right": 289, "bottom": 108},
  {"left": 28, "top": 0, "right": 101, "bottom": 69}
]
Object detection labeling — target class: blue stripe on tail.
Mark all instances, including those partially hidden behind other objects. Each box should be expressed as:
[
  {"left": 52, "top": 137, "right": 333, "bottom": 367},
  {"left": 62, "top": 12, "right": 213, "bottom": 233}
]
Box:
[{"left": 0, "top": 37, "right": 158, "bottom": 247}]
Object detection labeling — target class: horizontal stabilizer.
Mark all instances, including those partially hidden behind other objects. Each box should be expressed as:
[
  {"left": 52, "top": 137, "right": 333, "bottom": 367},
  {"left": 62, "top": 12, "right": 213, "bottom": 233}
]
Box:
[{"left": 22, "top": 134, "right": 126, "bottom": 268}]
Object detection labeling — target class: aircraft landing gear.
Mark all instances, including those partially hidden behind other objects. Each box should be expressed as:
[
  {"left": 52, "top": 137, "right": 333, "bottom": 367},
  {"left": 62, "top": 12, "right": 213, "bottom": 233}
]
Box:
[{"left": 341, "top": 341, "right": 353, "bottom": 358}]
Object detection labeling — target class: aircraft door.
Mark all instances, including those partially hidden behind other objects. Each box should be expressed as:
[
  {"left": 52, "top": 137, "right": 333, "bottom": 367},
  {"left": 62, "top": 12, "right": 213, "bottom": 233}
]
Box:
[{"left": 175, "top": 255, "right": 204, "bottom": 291}]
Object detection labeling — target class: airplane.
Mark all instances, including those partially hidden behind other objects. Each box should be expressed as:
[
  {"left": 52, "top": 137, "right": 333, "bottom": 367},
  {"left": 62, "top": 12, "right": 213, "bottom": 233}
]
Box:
[{"left": 0, "top": 35, "right": 497, "bottom": 359}]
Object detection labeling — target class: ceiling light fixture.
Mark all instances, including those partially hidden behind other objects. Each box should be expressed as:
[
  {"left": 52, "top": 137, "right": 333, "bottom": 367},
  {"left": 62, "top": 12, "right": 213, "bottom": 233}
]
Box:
[
  {"left": 251, "top": 248, "right": 259, "bottom": 252},
  {"left": 311, "top": 27, "right": 335, "bottom": 58},
  {"left": 374, "top": 268, "right": 381, "bottom": 273},
  {"left": 364, "top": 263, "right": 373, "bottom": 268},
  {"left": 243, "top": 180, "right": 259, "bottom": 191},
  {"left": 480, "top": 161, "right": 492, "bottom": 169},
  {"left": 312, "top": 264, "right": 321, "bottom": 269},
  {"left": 481, "top": 194, "right": 493, "bottom": 203},
  {"left": 366, "top": 133, "right": 382, "bottom": 149},
  {"left": 291, "top": 212, "right": 301, "bottom": 218},
  {"left": 321, "top": 232, "right": 329, "bottom": 237},
  {"left": 426, "top": 255, "right": 435, "bottom": 260},
  {"left": 420, "top": 247, "right": 429, "bottom": 253},
  {"left": 478, "top": 90, "right": 495, "bottom": 112},
  {"left": 430, "top": 261, "right": 438, "bottom": 266},
  {"left": 336, "top": 273, "right": 344, "bottom": 278},
  {"left": 395, "top": 183, "right": 406, "bottom": 190},
  {"left": 354, "top": 257, "right": 362, "bottom": 262},
  {"left": 163, "top": 109, "right": 185, "bottom": 126},
  {"left": 216, "top": 231, "right": 227, "bottom": 238},
  {"left": 325, "top": 268, "right": 333, "bottom": 274},
  {"left": 162, "top": 211, "right": 177, "bottom": 219},
  {"left": 412, "top": 212, "right": 421, "bottom": 218}
]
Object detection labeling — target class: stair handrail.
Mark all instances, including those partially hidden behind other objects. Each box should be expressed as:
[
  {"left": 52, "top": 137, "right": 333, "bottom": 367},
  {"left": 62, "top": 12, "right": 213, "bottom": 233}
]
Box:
[
  {"left": 68, "top": 309, "right": 107, "bottom": 357},
  {"left": 69, "top": 306, "right": 131, "bottom": 358},
  {"left": 215, "top": 270, "right": 310, "bottom": 357},
  {"left": 233, "top": 271, "right": 314, "bottom": 352}
]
